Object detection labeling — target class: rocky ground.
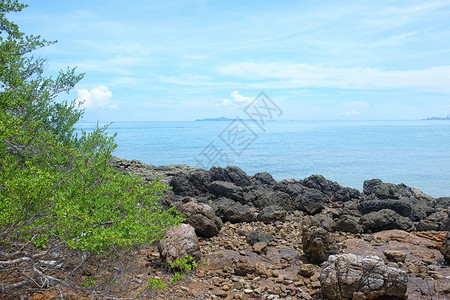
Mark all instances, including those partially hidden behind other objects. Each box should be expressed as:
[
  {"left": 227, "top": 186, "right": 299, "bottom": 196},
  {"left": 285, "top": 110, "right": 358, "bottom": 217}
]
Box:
[
  {"left": 109, "top": 158, "right": 450, "bottom": 299},
  {"left": 4, "top": 158, "right": 449, "bottom": 299}
]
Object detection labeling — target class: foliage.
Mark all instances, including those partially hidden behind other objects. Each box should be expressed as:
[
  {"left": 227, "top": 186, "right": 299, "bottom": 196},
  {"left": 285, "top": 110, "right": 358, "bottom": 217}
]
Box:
[
  {"left": 80, "top": 275, "right": 96, "bottom": 288},
  {"left": 168, "top": 254, "right": 198, "bottom": 282},
  {"left": 146, "top": 278, "right": 167, "bottom": 290},
  {"left": 0, "top": 0, "right": 183, "bottom": 293}
]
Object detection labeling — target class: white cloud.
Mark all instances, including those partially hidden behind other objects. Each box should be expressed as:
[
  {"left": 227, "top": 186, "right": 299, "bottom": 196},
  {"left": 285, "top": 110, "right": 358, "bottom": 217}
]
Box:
[
  {"left": 76, "top": 85, "right": 117, "bottom": 109},
  {"left": 344, "top": 110, "right": 361, "bottom": 116},
  {"left": 221, "top": 91, "right": 254, "bottom": 107},
  {"left": 218, "top": 62, "right": 450, "bottom": 93}
]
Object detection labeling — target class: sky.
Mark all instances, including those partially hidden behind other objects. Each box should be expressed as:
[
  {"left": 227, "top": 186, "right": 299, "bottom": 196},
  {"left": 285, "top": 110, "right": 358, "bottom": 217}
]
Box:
[{"left": 10, "top": 0, "right": 450, "bottom": 121}]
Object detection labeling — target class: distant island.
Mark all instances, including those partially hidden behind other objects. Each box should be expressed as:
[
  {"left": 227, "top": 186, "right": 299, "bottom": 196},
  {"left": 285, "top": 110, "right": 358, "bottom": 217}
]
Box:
[
  {"left": 424, "top": 115, "right": 450, "bottom": 120},
  {"left": 195, "top": 116, "right": 256, "bottom": 122}
]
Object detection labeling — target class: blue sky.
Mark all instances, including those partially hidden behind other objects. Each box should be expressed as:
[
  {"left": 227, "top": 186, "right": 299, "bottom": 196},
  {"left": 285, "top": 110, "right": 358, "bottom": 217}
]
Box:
[{"left": 11, "top": 0, "right": 450, "bottom": 121}]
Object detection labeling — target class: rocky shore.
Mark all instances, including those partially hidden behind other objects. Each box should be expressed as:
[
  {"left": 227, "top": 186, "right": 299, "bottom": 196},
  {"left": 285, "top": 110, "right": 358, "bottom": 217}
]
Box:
[{"left": 110, "top": 157, "right": 450, "bottom": 299}]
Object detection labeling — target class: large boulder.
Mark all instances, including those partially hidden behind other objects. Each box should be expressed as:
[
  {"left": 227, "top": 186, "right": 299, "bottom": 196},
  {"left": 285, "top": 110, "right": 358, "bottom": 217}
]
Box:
[
  {"left": 208, "top": 181, "right": 244, "bottom": 202},
  {"left": 209, "top": 166, "right": 251, "bottom": 187},
  {"left": 169, "top": 169, "right": 212, "bottom": 196},
  {"left": 301, "top": 175, "right": 360, "bottom": 202},
  {"left": 320, "top": 253, "right": 407, "bottom": 300},
  {"left": 294, "top": 188, "right": 326, "bottom": 215},
  {"left": 358, "top": 199, "right": 412, "bottom": 217},
  {"left": 363, "top": 179, "right": 435, "bottom": 204},
  {"left": 158, "top": 224, "right": 201, "bottom": 265},
  {"left": 257, "top": 205, "right": 287, "bottom": 224},
  {"left": 334, "top": 215, "right": 363, "bottom": 234},
  {"left": 177, "top": 199, "right": 223, "bottom": 238},
  {"left": 212, "top": 197, "right": 258, "bottom": 223},
  {"left": 252, "top": 172, "right": 277, "bottom": 186},
  {"left": 360, "top": 209, "right": 415, "bottom": 232},
  {"left": 302, "top": 226, "right": 339, "bottom": 264}
]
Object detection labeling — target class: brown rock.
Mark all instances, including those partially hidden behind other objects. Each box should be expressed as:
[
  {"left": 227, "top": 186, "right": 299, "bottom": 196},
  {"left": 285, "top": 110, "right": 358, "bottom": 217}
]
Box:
[
  {"left": 299, "top": 264, "right": 315, "bottom": 277},
  {"left": 383, "top": 250, "right": 407, "bottom": 263},
  {"left": 352, "top": 291, "right": 366, "bottom": 300},
  {"left": 235, "top": 261, "right": 256, "bottom": 276},
  {"left": 157, "top": 224, "right": 201, "bottom": 266},
  {"left": 413, "top": 231, "right": 448, "bottom": 244},
  {"left": 253, "top": 242, "right": 268, "bottom": 254},
  {"left": 255, "top": 264, "right": 272, "bottom": 277},
  {"left": 302, "top": 226, "right": 339, "bottom": 264}
]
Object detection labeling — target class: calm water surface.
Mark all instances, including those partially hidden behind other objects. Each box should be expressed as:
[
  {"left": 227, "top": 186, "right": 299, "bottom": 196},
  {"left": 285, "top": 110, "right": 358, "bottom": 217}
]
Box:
[{"left": 77, "top": 120, "right": 450, "bottom": 197}]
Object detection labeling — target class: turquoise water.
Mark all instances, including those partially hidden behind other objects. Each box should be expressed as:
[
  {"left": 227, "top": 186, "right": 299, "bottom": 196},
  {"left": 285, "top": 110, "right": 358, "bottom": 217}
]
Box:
[{"left": 77, "top": 120, "right": 450, "bottom": 197}]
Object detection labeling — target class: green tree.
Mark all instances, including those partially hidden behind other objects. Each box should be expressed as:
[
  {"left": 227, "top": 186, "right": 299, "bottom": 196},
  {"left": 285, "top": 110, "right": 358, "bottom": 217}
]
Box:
[{"left": 0, "top": 0, "right": 182, "bottom": 294}]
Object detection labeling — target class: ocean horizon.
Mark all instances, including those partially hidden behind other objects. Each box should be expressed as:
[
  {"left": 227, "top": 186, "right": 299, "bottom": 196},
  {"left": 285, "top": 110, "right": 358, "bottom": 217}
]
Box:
[{"left": 77, "top": 119, "right": 450, "bottom": 198}]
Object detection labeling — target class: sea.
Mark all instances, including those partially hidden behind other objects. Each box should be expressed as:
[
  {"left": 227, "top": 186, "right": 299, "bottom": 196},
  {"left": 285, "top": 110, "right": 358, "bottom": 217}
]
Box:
[{"left": 77, "top": 120, "right": 450, "bottom": 198}]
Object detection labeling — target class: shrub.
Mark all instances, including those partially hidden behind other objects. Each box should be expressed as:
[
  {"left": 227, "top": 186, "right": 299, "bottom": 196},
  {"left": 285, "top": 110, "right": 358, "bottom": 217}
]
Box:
[{"left": 0, "top": 0, "right": 183, "bottom": 294}]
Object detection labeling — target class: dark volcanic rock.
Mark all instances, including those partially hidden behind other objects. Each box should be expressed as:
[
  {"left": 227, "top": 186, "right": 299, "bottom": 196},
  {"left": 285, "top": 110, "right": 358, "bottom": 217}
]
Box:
[
  {"left": 252, "top": 172, "right": 277, "bottom": 186},
  {"left": 358, "top": 198, "right": 413, "bottom": 217},
  {"left": 208, "top": 181, "right": 244, "bottom": 201},
  {"left": 334, "top": 215, "right": 363, "bottom": 234},
  {"left": 212, "top": 197, "right": 257, "bottom": 223},
  {"left": 209, "top": 166, "right": 250, "bottom": 187},
  {"left": 361, "top": 209, "right": 415, "bottom": 232},
  {"left": 301, "top": 174, "right": 360, "bottom": 202},
  {"left": 293, "top": 188, "right": 326, "bottom": 215},
  {"left": 363, "top": 179, "right": 435, "bottom": 204},
  {"left": 302, "top": 226, "right": 339, "bottom": 264},
  {"left": 309, "top": 214, "right": 336, "bottom": 232},
  {"left": 170, "top": 169, "right": 212, "bottom": 196},
  {"left": 177, "top": 199, "right": 223, "bottom": 238},
  {"left": 441, "top": 232, "right": 450, "bottom": 264},
  {"left": 246, "top": 229, "right": 274, "bottom": 246},
  {"left": 257, "top": 205, "right": 287, "bottom": 224},
  {"left": 249, "top": 189, "right": 293, "bottom": 211}
]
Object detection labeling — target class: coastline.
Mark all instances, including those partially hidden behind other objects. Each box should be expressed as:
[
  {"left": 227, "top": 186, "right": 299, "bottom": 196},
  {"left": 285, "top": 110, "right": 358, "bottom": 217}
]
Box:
[{"left": 108, "top": 157, "right": 450, "bottom": 299}]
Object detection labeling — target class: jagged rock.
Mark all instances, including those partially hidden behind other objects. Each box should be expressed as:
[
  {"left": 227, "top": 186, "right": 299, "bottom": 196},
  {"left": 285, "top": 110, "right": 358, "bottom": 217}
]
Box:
[
  {"left": 169, "top": 169, "right": 213, "bottom": 196},
  {"left": 441, "top": 232, "right": 450, "bottom": 264},
  {"left": 293, "top": 188, "right": 326, "bottom": 215},
  {"left": 363, "top": 179, "right": 435, "bottom": 208},
  {"left": 249, "top": 189, "right": 293, "bottom": 211},
  {"left": 252, "top": 172, "right": 277, "bottom": 186},
  {"left": 302, "top": 226, "right": 339, "bottom": 264},
  {"left": 309, "top": 214, "right": 336, "bottom": 232},
  {"left": 334, "top": 215, "right": 363, "bottom": 234},
  {"left": 360, "top": 209, "right": 415, "bottom": 232},
  {"left": 301, "top": 175, "right": 342, "bottom": 196},
  {"left": 210, "top": 166, "right": 251, "bottom": 187},
  {"left": 246, "top": 229, "right": 274, "bottom": 246},
  {"left": 208, "top": 181, "right": 244, "bottom": 201},
  {"left": 177, "top": 199, "right": 223, "bottom": 238},
  {"left": 358, "top": 199, "right": 412, "bottom": 217},
  {"left": 258, "top": 205, "right": 287, "bottom": 224},
  {"left": 320, "top": 253, "right": 408, "bottom": 300},
  {"left": 157, "top": 224, "right": 201, "bottom": 266},
  {"left": 333, "top": 187, "right": 360, "bottom": 202},
  {"left": 417, "top": 209, "right": 450, "bottom": 231},
  {"left": 301, "top": 175, "right": 360, "bottom": 202},
  {"left": 212, "top": 197, "right": 258, "bottom": 223},
  {"left": 110, "top": 157, "right": 197, "bottom": 182}
]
